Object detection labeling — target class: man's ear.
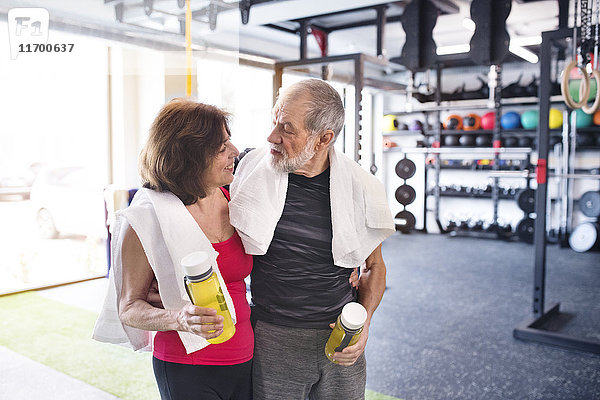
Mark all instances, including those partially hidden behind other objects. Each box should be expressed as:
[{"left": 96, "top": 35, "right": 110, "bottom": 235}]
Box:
[{"left": 316, "top": 130, "right": 335, "bottom": 150}]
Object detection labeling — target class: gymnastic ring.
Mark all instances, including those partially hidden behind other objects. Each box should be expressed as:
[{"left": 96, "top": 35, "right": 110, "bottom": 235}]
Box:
[
  {"left": 582, "top": 69, "right": 600, "bottom": 114},
  {"left": 561, "top": 60, "right": 590, "bottom": 109}
]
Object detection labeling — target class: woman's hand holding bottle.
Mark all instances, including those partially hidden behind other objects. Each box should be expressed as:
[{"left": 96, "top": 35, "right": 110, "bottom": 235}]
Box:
[{"left": 176, "top": 304, "right": 224, "bottom": 339}]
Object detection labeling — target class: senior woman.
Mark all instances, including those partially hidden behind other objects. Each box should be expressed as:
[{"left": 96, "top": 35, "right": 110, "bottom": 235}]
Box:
[{"left": 94, "top": 98, "right": 252, "bottom": 400}]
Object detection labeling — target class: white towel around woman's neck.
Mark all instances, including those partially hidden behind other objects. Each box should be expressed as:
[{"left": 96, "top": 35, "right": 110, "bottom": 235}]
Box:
[
  {"left": 93, "top": 188, "right": 236, "bottom": 353},
  {"left": 229, "top": 146, "right": 395, "bottom": 268}
]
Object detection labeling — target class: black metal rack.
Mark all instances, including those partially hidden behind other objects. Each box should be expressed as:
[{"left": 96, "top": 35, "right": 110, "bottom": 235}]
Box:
[
  {"left": 512, "top": 27, "right": 600, "bottom": 355},
  {"left": 389, "top": 64, "right": 534, "bottom": 236}
]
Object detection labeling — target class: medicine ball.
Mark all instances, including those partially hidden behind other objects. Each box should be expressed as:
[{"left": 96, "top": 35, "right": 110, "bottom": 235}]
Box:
[
  {"left": 577, "top": 133, "right": 594, "bottom": 147},
  {"left": 475, "top": 135, "right": 491, "bottom": 147},
  {"left": 501, "top": 111, "right": 521, "bottom": 129},
  {"left": 520, "top": 110, "right": 539, "bottom": 130},
  {"left": 504, "top": 136, "right": 518, "bottom": 147},
  {"left": 444, "top": 135, "right": 459, "bottom": 146},
  {"left": 574, "top": 108, "right": 593, "bottom": 128},
  {"left": 444, "top": 114, "right": 463, "bottom": 130},
  {"left": 594, "top": 109, "right": 600, "bottom": 125},
  {"left": 463, "top": 113, "right": 481, "bottom": 131},
  {"left": 383, "top": 115, "right": 398, "bottom": 132},
  {"left": 481, "top": 112, "right": 495, "bottom": 130},
  {"left": 549, "top": 108, "right": 563, "bottom": 129},
  {"left": 459, "top": 135, "right": 475, "bottom": 146},
  {"left": 518, "top": 136, "right": 532, "bottom": 147}
]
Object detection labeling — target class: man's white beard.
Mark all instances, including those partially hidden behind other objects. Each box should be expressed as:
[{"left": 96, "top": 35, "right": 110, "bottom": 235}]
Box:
[{"left": 270, "top": 137, "right": 317, "bottom": 173}]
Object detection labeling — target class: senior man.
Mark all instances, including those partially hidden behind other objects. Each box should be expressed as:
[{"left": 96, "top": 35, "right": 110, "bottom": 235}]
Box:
[{"left": 229, "top": 78, "right": 394, "bottom": 400}]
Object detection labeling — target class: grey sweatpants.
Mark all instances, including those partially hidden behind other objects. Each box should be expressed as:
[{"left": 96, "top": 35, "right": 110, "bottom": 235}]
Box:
[{"left": 252, "top": 320, "right": 366, "bottom": 400}]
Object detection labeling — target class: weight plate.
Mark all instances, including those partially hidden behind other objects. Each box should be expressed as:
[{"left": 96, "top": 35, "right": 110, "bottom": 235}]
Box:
[
  {"left": 569, "top": 223, "right": 599, "bottom": 252},
  {"left": 395, "top": 184, "right": 417, "bottom": 205},
  {"left": 516, "top": 217, "right": 535, "bottom": 243},
  {"left": 394, "top": 210, "right": 416, "bottom": 233},
  {"left": 579, "top": 191, "right": 600, "bottom": 217},
  {"left": 516, "top": 188, "right": 536, "bottom": 214},
  {"left": 395, "top": 158, "right": 416, "bottom": 179}
]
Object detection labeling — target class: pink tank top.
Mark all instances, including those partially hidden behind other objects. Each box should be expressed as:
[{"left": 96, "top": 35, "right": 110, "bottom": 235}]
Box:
[{"left": 153, "top": 188, "right": 254, "bottom": 365}]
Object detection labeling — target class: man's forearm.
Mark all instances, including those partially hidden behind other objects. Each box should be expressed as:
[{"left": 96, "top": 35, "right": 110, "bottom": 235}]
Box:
[{"left": 357, "top": 247, "right": 387, "bottom": 325}]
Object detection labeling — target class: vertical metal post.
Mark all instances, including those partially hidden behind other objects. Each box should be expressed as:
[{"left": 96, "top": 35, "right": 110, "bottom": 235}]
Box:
[
  {"left": 375, "top": 5, "right": 387, "bottom": 57},
  {"left": 354, "top": 56, "right": 364, "bottom": 163},
  {"left": 567, "top": 110, "right": 577, "bottom": 233},
  {"left": 560, "top": 110, "right": 569, "bottom": 240},
  {"left": 490, "top": 64, "right": 502, "bottom": 227},
  {"left": 434, "top": 66, "right": 442, "bottom": 225},
  {"left": 273, "top": 65, "right": 283, "bottom": 107},
  {"left": 533, "top": 31, "right": 553, "bottom": 318},
  {"left": 299, "top": 20, "right": 309, "bottom": 60},
  {"left": 559, "top": 0, "right": 570, "bottom": 29}
]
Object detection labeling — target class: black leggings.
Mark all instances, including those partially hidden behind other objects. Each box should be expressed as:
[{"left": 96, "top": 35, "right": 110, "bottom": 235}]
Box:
[{"left": 152, "top": 357, "right": 252, "bottom": 400}]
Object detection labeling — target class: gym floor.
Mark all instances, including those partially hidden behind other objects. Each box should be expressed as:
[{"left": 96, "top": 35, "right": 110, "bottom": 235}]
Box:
[{"left": 366, "top": 232, "right": 600, "bottom": 400}]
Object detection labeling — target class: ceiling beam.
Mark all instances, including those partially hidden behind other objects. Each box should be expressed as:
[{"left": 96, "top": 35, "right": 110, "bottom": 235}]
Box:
[{"left": 218, "top": 0, "right": 395, "bottom": 26}]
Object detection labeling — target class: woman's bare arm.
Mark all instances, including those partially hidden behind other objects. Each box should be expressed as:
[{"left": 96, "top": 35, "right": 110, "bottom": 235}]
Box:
[{"left": 118, "top": 225, "right": 224, "bottom": 339}]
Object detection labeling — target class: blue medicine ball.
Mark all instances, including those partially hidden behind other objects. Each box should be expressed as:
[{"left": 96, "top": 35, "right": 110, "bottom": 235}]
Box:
[{"left": 501, "top": 111, "right": 521, "bottom": 129}]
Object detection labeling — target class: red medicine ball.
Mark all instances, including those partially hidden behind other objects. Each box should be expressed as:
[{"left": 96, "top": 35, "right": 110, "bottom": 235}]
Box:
[{"left": 481, "top": 112, "right": 495, "bottom": 130}]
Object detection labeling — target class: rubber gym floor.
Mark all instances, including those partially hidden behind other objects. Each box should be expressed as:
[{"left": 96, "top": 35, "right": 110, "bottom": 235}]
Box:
[{"left": 367, "top": 232, "right": 600, "bottom": 400}]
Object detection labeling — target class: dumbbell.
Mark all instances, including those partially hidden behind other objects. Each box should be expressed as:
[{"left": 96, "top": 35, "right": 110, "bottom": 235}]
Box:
[
  {"left": 446, "top": 220, "right": 458, "bottom": 231},
  {"left": 471, "top": 220, "right": 484, "bottom": 231},
  {"left": 458, "top": 219, "right": 470, "bottom": 230}
]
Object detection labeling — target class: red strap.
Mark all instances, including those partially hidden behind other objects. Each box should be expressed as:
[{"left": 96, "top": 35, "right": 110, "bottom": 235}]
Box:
[
  {"left": 219, "top": 186, "right": 231, "bottom": 201},
  {"left": 432, "top": 141, "right": 440, "bottom": 148},
  {"left": 536, "top": 159, "right": 547, "bottom": 184},
  {"left": 493, "top": 140, "right": 502, "bottom": 148},
  {"left": 311, "top": 28, "right": 328, "bottom": 57}
]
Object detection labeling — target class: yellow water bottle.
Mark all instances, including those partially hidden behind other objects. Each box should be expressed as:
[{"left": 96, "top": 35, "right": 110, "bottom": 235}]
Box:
[
  {"left": 325, "top": 302, "right": 367, "bottom": 363},
  {"left": 181, "top": 251, "right": 235, "bottom": 344}
]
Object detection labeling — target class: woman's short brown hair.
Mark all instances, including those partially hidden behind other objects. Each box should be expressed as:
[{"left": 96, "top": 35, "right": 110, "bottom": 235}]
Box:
[{"left": 139, "top": 98, "right": 231, "bottom": 205}]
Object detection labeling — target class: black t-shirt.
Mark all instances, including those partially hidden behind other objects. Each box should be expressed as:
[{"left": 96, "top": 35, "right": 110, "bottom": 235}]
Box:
[{"left": 250, "top": 167, "right": 357, "bottom": 329}]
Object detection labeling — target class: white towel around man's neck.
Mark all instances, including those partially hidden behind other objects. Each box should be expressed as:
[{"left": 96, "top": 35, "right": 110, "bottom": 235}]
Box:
[
  {"left": 93, "top": 188, "right": 236, "bottom": 353},
  {"left": 229, "top": 146, "right": 395, "bottom": 268}
]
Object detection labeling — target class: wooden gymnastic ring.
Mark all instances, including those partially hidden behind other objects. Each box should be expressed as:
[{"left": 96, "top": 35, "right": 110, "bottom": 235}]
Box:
[
  {"left": 582, "top": 69, "right": 600, "bottom": 114},
  {"left": 561, "top": 60, "right": 590, "bottom": 109}
]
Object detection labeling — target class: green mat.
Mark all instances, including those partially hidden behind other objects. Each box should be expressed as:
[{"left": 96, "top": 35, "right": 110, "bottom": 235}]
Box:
[
  {"left": 0, "top": 292, "right": 159, "bottom": 400},
  {"left": 0, "top": 291, "right": 401, "bottom": 400}
]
